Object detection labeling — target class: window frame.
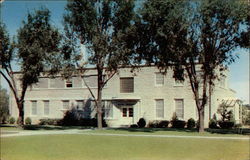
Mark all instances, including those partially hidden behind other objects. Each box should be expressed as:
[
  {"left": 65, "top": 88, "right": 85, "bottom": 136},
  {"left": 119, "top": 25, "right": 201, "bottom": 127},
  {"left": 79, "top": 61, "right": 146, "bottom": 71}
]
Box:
[
  {"left": 31, "top": 100, "right": 37, "bottom": 116},
  {"left": 43, "top": 100, "right": 50, "bottom": 116},
  {"left": 62, "top": 100, "right": 70, "bottom": 110},
  {"left": 175, "top": 99, "right": 184, "bottom": 119},
  {"left": 120, "top": 77, "right": 134, "bottom": 93},
  {"left": 155, "top": 99, "right": 164, "bottom": 118},
  {"left": 155, "top": 72, "right": 164, "bottom": 86}
]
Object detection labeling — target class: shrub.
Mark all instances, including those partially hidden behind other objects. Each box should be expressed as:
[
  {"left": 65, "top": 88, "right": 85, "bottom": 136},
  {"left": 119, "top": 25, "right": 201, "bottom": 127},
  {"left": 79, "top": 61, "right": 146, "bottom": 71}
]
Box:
[
  {"left": 148, "top": 120, "right": 159, "bottom": 128},
  {"left": 137, "top": 118, "right": 146, "bottom": 128},
  {"left": 25, "top": 117, "right": 32, "bottom": 125},
  {"left": 171, "top": 112, "right": 186, "bottom": 128},
  {"left": 9, "top": 117, "right": 15, "bottom": 124},
  {"left": 130, "top": 124, "right": 138, "bottom": 128},
  {"left": 39, "top": 119, "right": 60, "bottom": 125},
  {"left": 172, "top": 120, "right": 186, "bottom": 128},
  {"left": 158, "top": 121, "right": 169, "bottom": 128},
  {"left": 209, "top": 119, "right": 218, "bottom": 129},
  {"left": 218, "top": 120, "right": 235, "bottom": 129},
  {"left": 187, "top": 118, "right": 195, "bottom": 129}
]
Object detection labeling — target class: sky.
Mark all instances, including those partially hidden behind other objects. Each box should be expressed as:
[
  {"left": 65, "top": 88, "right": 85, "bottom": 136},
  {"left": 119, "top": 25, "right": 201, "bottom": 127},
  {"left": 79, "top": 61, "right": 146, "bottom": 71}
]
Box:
[{"left": 0, "top": 0, "right": 249, "bottom": 104}]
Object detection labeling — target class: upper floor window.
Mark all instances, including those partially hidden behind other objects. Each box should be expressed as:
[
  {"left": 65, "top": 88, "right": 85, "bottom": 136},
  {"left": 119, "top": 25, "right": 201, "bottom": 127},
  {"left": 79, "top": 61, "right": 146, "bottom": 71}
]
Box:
[
  {"left": 66, "top": 79, "right": 73, "bottom": 88},
  {"left": 34, "top": 78, "right": 49, "bottom": 88},
  {"left": 155, "top": 73, "right": 164, "bottom": 85},
  {"left": 175, "top": 99, "right": 184, "bottom": 119},
  {"left": 219, "top": 77, "right": 226, "bottom": 88},
  {"left": 50, "top": 78, "right": 65, "bottom": 88},
  {"left": 120, "top": 77, "right": 134, "bottom": 93},
  {"left": 83, "top": 75, "right": 98, "bottom": 88},
  {"left": 174, "top": 80, "right": 184, "bottom": 86}
]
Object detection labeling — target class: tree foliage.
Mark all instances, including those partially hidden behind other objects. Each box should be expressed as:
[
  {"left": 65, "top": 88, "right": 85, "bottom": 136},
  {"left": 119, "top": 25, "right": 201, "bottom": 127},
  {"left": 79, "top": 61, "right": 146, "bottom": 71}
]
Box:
[
  {"left": 134, "top": 0, "right": 249, "bottom": 132},
  {"left": 0, "top": 87, "right": 9, "bottom": 124},
  {"left": 63, "top": 0, "right": 136, "bottom": 128},
  {"left": 0, "top": 8, "right": 62, "bottom": 125}
]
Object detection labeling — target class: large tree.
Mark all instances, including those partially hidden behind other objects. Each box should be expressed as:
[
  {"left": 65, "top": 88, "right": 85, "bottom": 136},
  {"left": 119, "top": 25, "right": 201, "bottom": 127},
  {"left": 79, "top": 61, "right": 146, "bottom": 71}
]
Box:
[
  {"left": 134, "top": 0, "right": 249, "bottom": 132},
  {"left": 0, "top": 8, "right": 62, "bottom": 125},
  {"left": 63, "top": 0, "right": 135, "bottom": 129}
]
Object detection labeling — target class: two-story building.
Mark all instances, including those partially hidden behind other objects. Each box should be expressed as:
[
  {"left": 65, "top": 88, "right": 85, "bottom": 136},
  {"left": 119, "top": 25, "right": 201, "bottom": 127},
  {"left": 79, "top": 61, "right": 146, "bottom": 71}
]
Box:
[{"left": 9, "top": 66, "right": 241, "bottom": 127}]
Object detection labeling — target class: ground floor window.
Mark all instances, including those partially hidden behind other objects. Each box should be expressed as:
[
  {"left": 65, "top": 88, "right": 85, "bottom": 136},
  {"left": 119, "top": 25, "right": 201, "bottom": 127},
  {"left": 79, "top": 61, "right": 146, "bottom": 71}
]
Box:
[
  {"left": 44, "top": 100, "right": 49, "bottom": 115},
  {"left": 155, "top": 99, "right": 164, "bottom": 118},
  {"left": 122, "top": 107, "right": 133, "bottom": 117},
  {"left": 31, "top": 101, "right": 37, "bottom": 115},
  {"left": 175, "top": 99, "right": 184, "bottom": 119},
  {"left": 62, "top": 100, "right": 70, "bottom": 110}
]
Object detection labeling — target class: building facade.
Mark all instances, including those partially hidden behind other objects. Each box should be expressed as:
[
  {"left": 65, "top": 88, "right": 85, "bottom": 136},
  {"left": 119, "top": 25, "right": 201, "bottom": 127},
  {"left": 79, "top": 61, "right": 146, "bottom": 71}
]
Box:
[{"left": 9, "top": 66, "right": 241, "bottom": 127}]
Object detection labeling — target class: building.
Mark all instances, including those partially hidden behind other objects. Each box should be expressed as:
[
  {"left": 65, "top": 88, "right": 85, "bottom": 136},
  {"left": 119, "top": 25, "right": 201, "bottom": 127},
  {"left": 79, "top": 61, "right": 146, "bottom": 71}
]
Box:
[{"left": 9, "top": 66, "right": 241, "bottom": 127}]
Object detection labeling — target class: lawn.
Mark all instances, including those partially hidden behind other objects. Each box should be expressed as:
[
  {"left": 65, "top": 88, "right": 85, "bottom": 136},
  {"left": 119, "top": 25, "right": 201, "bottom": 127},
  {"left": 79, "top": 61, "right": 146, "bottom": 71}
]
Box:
[{"left": 1, "top": 134, "right": 249, "bottom": 160}]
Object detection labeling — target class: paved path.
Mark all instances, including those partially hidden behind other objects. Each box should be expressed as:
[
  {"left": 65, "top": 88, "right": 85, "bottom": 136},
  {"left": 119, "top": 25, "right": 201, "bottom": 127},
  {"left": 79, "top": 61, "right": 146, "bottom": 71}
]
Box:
[{"left": 1, "top": 129, "right": 249, "bottom": 140}]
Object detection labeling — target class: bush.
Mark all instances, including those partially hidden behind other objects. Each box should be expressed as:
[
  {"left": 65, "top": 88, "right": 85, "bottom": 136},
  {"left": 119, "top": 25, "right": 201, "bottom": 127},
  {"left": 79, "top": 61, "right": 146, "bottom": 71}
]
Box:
[
  {"left": 137, "top": 118, "right": 146, "bottom": 128},
  {"left": 158, "top": 121, "right": 169, "bottom": 128},
  {"left": 130, "top": 124, "right": 138, "bottom": 128},
  {"left": 218, "top": 120, "right": 235, "bottom": 129},
  {"left": 25, "top": 117, "right": 32, "bottom": 125},
  {"left": 171, "top": 112, "right": 186, "bottom": 128},
  {"left": 187, "top": 118, "right": 195, "bottom": 129},
  {"left": 148, "top": 120, "right": 159, "bottom": 128},
  {"left": 39, "top": 119, "right": 60, "bottom": 125},
  {"left": 209, "top": 119, "right": 218, "bottom": 129},
  {"left": 9, "top": 117, "right": 15, "bottom": 124},
  {"left": 172, "top": 120, "right": 186, "bottom": 128}
]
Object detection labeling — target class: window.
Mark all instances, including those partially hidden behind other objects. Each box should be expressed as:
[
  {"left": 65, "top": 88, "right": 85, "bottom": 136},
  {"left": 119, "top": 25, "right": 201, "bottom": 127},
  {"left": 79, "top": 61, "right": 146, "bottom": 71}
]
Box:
[
  {"left": 31, "top": 101, "right": 37, "bottom": 115},
  {"left": 175, "top": 99, "right": 184, "bottom": 119},
  {"left": 66, "top": 79, "right": 73, "bottom": 88},
  {"left": 76, "top": 100, "right": 84, "bottom": 110},
  {"left": 104, "top": 101, "right": 113, "bottom": 118},
  {"left": 122, "top": 107, "right": 133, "bottom": 117},
  {"left": 50, "top": 78, "right": 65, "bottom": 88},
  {"left": 120, "top": 77, "right": 134, "bottom": 93},
  {"left": 44, "top": 101, "right": 49, "bottom": 115},
  {"left": 174, "top": 80, "right": 184, "bottom": 86},
  {"left": 155, "top": 73, "right": 164, "bottom": 85},
  {"left": 84, "top": 75, "right": 98, "bottom": 88},
  {"left": 63, "top": 100, "right": 70, "bottom": 110},
  {"left": 155, "top": 99, "right": 164, "bottom": 118},
  {"left": 73, "top": 77, "right": 82, "bottom": 88},
  {"left": 219, "top": 77, "right": 226, "bottom": 88},
  {"left": 34, "top": 78, "right": 48, "bottom": 88}
]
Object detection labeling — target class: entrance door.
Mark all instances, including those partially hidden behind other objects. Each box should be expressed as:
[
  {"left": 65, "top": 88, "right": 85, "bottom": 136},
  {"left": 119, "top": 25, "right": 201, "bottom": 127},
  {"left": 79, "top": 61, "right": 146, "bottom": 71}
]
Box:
[{"left": 121, "top": 106, "right": 133, "bottom": 125}]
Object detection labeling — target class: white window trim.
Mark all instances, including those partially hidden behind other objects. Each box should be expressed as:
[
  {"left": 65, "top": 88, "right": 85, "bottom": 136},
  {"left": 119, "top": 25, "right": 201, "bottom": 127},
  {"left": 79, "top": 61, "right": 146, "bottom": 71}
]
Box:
[
  {"left": 31, "top": 101, "right": 38, "bottom": 116},
  {"left": 174, "top": 99, "right": 184, "bottom": 120},
  {"left": 155, "top": 99, "right": 164, "bottom": 119},
  {"left": 155, "top": 73, "right": 164, "bottom": 86},
  {"left": 43, "top": 100, "right": 50, "bottom": 116},
  {"left": 174, "top": 80, "right": 184, "bottom": 87}
]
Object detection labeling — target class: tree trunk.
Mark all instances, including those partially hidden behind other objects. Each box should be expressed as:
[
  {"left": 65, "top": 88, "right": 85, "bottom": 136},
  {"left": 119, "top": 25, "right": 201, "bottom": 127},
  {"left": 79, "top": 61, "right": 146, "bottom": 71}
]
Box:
[
  {"left": 17, "top": 101, "right": 24, "bottom": 126},
  {"left": 198, "top": 108, "right": 205, "bottom": 132},
  {"left": 97, "top": 67, "right": 103, "bottom": 129}
]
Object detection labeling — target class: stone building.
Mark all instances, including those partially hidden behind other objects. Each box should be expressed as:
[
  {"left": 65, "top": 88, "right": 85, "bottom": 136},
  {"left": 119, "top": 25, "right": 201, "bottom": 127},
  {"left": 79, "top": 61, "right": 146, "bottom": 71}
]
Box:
[{"left": 9, "top": 66, "right": 241, "bottom": 127}]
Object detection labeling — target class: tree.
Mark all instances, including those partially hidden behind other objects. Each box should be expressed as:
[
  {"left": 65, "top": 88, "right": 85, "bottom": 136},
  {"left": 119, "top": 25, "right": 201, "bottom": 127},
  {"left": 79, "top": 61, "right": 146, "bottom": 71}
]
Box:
[
  {"left": 0, "top": 87, "right": 9, "bottom": 124},
  {"left": 134, "top": 0, "right": 249, "bottom": 132},
  {"left": 63, "top": 0, "right": 135, "bottom": 129},
  {"left": 0, "top": 8, "right": 62, "bottom": 125}
]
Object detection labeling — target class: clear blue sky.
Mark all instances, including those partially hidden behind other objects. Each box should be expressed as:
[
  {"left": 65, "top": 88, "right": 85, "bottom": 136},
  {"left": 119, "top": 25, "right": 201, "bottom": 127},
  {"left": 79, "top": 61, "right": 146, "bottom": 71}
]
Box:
[{"left": 0, "top": 1, "right": 249, "bottom": 104}]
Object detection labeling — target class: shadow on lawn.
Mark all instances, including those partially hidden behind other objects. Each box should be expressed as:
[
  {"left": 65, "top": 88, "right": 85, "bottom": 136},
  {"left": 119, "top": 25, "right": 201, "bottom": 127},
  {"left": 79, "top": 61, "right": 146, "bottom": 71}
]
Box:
[
  {"left": 0, "top": 124, "right": 93, "bottom": 131},
  {"left": 108, "top": 127, "right": 250, "bottom": 135}
]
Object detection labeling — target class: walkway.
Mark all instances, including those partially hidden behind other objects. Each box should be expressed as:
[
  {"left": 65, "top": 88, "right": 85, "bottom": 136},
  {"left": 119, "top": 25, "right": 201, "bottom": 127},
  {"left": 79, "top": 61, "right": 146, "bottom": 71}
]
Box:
[{"left": 1, "top": 129, "right": 249, "bottom": 140}]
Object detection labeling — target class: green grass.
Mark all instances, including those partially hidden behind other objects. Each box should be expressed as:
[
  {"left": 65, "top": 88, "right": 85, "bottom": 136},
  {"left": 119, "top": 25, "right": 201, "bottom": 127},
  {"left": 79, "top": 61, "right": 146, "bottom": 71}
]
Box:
[{"left": 1, "top": 134, "right": 249, "bottom": 160}]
